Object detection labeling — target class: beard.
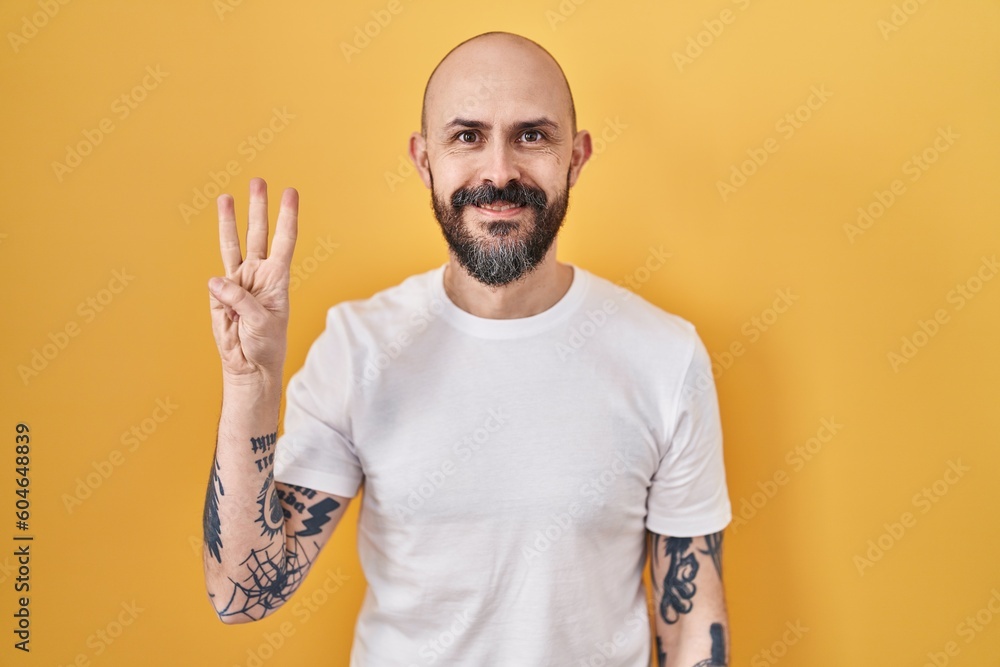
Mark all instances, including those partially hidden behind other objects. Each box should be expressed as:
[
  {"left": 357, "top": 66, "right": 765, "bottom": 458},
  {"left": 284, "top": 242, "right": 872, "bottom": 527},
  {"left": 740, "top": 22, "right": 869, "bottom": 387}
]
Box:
[{"left": 430, "top": 171, "right": 571, "bottom": 287}]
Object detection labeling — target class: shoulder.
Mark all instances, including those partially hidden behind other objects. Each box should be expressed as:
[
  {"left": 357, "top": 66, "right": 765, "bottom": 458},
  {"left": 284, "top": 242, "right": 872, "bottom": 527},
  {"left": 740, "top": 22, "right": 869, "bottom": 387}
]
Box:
[
  {"left": 577, "top": 265, "right": 700, "bottom": 352},
  {"left": 323, "top": 264, "right": 444, "bottom": 338}
]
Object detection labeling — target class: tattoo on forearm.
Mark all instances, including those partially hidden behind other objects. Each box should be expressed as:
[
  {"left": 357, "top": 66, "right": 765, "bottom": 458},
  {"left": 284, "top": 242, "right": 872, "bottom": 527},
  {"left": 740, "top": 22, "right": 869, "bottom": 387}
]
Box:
[
  {"left": 699, "top": 531, "right": 724, "bottom": 578},
  {"left": 692, "top": 622, "right": 727, "bottom": 666},
  {"left": 654, "top": 535, "right": 699, "bottom": 624},
  {"left": 255, "top": 471, "right": 284, "bottom": 538},
  {"left": 276, "top": 483, "right": 341, "bottom": 536},
  {"left": 656, "top": 635, "right": 667, "bottom": 667},
  {"left": 203, "top": 455, "right": 225, "bottom": 564},
  {"left": 251, "top": 431, "right": 277, "bottom": 471},
  {"left": 296, "top": 498, "right": 341, "bottom": 536},
  {"left": 215, "top": 535, "right": 315, "bottom": 621},
  {"left": 276, "top": 483, "right": 316, "bottom": 513},
  {"left": 250, "top": 431, "right": 276, "bottom": 453}
]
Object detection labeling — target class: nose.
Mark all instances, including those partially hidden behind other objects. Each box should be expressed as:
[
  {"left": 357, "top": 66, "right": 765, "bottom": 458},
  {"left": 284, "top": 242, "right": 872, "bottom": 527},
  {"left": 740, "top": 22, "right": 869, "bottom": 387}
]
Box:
[{"left": 478, "top": 140, "right": 521, "bottom": 190}]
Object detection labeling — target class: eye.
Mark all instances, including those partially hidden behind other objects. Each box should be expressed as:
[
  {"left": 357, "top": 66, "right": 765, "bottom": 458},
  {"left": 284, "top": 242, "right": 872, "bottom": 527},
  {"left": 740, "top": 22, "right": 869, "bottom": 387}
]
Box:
[
  {"left": 457, "top": 130, "right": 478, "bottom": 143},
  {"left": 521, "top": 130, "right": 543, "bottom": 143}
]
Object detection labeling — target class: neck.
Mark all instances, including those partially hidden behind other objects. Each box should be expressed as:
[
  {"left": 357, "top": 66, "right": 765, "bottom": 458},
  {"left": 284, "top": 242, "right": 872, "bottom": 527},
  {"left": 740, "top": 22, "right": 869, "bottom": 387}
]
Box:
[{"left": 442, "top": 245, "right": 573, "bottom": 319}]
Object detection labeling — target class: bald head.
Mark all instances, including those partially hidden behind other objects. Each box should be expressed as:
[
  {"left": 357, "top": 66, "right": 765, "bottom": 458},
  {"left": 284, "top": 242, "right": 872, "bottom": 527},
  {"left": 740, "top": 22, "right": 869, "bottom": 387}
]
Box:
[{"left": 420, "top": 31, "right": 577, "bottom": 138}]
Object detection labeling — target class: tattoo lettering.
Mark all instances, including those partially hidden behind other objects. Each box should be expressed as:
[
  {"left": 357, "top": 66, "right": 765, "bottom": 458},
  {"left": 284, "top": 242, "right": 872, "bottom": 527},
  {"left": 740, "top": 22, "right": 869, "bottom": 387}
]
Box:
[
  {"left": 215, "top": 535, "right": 314, "bottom": 621},
  {"left": 254, "top": 452, "right": 274, "bottom": 472},
  {"left": 692, "top": 622, "right": 727, "bottom": 666},
  {"left": 276, "top": 483, "right": 317, "bottom": 515},
  {"left": 250, "top": 431, "right": 277, "bottom": 454},
  {"left": 255, "top": 471, "right": 284, "bottom": 538},
  {"left": 699, "top": 531, "right": 724, "bottom": 578},
  {"left": 203, "top": 455, "right": 225, "bottom": 564},
  {"left": 654, "top": 535, "right": 699, "bottom": 625}
]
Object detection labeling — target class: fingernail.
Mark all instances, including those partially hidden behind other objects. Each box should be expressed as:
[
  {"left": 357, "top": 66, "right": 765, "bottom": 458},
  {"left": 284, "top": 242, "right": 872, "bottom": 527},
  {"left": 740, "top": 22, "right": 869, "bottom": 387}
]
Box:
[{"left": 208, "top": 277, "right": 223, "bottom": 292}]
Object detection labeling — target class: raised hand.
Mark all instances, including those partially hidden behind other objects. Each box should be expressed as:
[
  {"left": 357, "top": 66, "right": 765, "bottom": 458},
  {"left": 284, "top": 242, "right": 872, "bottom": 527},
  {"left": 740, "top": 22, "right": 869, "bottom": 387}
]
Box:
[{"left": 207, "top": 177, "right": 298, "bottom": 385}]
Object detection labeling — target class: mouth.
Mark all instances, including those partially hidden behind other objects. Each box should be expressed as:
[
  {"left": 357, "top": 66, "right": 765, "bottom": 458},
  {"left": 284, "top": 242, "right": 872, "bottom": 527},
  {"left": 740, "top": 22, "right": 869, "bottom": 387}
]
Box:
[{"left": 472, "top": 200, "right": 525, "bottom": 218}]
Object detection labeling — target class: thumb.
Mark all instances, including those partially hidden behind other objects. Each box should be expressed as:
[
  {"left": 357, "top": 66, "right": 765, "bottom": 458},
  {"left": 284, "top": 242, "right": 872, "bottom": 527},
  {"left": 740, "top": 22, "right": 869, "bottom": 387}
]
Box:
[{"left": 208, "top": 277, "right": 268, "bottom": 328}]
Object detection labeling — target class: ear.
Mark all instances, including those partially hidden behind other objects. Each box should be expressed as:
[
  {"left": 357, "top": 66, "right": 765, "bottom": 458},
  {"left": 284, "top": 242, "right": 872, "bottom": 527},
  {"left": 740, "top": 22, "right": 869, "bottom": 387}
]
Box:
[
  {"left": 409, "top": 132, "right": 432, "bottom": 189},
  {"left": 568, "top": 130, "right": 593, "bottom": 188}
]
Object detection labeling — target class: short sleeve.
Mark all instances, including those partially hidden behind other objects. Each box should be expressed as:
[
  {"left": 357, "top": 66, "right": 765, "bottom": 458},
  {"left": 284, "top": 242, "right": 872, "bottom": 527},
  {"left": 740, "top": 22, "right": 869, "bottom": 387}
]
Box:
[
  {"left": 272, "top": 308, "right": 364, "bottom": 498},
  {"left": 645, "top": 331, "right": 732, "bottom": 537}
]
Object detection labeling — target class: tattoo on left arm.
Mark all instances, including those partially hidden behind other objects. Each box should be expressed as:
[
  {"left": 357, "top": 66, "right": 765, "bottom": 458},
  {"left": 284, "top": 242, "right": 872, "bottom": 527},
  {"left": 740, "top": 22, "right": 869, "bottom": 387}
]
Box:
[
  {"left": 255, "top": 471, "right": 284, "bottom": 539},
  {"left": 692, "top": 622, "right": 726, "bottom": 666},
  {"left": 653, "top": 535, "right": 700, "bottom": 624},
  {"left": 203, "top": 455, "right": 225, "bottom": 564}
]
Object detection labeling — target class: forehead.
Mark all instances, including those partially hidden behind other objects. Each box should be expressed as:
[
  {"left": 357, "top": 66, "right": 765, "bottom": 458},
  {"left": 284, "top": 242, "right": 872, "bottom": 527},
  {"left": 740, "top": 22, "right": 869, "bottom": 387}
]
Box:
[{"left": 425, "top": 39, "right": 571, "bottom": 133}]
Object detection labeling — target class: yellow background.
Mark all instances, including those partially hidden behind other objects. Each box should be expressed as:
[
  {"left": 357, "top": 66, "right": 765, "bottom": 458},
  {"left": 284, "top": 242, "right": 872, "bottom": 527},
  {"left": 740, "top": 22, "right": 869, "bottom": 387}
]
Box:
[{"left": 2, "top": 0, "right": 998, "bottom": 665}]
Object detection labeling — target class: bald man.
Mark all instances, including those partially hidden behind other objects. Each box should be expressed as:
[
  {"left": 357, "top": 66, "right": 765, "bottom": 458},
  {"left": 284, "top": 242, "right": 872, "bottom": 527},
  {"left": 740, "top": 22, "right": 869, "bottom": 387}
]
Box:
[{"left": 202, "top": 31, "right": 732, "bottom": 667}]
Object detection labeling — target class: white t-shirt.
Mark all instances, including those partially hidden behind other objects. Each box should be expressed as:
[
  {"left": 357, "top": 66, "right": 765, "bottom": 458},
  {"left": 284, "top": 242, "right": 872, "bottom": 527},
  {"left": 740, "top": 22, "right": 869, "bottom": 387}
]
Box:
[{"left": 273, "top": 262, "right": 732, "bottom": 666}]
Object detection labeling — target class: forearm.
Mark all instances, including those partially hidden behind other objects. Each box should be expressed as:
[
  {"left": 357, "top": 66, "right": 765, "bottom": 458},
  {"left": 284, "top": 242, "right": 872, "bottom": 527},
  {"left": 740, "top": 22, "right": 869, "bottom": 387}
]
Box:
[
  {"left": 654, "top": 605, "right": 729, "bottom": 667},
  {"left": 203, "top": 376, "right": 290, "bottom": 623},
  {"left": 649, "top": 531, "right": 730, "bottom": 666}
]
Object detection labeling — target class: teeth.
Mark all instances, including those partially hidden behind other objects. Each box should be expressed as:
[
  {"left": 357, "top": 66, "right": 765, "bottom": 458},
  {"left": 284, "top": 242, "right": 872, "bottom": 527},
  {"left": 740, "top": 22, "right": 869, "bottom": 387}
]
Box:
[{"left": 478, "top": 202, "right": 518, "bottom": 212}]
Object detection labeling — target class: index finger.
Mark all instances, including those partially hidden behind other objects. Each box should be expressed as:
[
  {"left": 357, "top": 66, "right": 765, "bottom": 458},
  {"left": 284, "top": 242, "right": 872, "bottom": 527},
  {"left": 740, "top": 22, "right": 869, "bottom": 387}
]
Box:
[
  {"left": 217, "top": 194, "right": 243, "bottom": 275},
  {"left": 268, "top": 187, "right": 299, "bottom": 267}
]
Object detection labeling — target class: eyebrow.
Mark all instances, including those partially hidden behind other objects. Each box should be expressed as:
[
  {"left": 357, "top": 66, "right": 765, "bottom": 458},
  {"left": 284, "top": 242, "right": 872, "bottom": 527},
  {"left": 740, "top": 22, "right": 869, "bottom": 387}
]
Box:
[{"left": 441, "top": 117, "right": 561, "bottom": 136}]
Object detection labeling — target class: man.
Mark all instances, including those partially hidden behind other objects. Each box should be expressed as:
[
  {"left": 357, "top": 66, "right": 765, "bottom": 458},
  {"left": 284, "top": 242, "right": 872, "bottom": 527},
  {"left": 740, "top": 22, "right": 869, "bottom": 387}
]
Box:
[{"left": 202, "top": 31, "right": 732, "bottom": 666}]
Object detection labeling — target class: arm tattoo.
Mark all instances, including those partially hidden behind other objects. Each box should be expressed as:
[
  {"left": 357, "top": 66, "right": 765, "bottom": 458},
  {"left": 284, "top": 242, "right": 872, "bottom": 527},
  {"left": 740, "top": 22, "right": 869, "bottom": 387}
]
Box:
[
  {"left": 215, "top": 535, "right": 315, "bottom": 621},
  {"left": 276, "top": 483, "right": 342, "bottom": 536},
  {"left": 692, "top": 622, "right": 727, "bottom": 666},
  {"left": 656, "top": 635, "right": 667, "bottom": 667},
  {"left": 251, "top": 431, "right": 277, "bottom": 472},
  {"left": 203, "top": 455, "right": 225, "bottom": 564},
  {"left": 255, "top": 471, "right": 284, "bottom": 539},
  {"left": 653, "top": 535, "right": 699, "bottom": 624},
  {"left": 699, "top": 531, "right": 724, "bottom": 578}
]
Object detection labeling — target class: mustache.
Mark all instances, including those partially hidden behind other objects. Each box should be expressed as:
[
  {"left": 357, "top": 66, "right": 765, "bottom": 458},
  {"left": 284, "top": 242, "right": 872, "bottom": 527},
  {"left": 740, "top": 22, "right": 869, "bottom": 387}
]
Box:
[{"left": 451, "top": 181, "right": 547, "bottom": 210}]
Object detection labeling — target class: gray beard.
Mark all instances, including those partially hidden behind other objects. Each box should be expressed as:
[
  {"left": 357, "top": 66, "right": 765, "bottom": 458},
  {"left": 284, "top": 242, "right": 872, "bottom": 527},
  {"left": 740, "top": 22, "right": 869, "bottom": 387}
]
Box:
[{"left": 430, "top": 174, "right": 570, "bottom": 287}]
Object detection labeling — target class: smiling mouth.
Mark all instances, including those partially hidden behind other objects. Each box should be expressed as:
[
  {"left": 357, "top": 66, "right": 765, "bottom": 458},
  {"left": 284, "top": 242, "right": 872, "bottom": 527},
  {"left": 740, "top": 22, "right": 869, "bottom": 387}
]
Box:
[{"left": 473, "top": 201, "right": 524, "bottom": 215}]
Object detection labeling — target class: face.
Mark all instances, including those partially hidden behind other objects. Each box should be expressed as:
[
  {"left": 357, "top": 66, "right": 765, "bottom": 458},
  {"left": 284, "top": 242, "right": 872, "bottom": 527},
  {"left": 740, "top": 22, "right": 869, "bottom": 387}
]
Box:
[{"left": 412, "top": 37, "right": 591, "bottom": 287}]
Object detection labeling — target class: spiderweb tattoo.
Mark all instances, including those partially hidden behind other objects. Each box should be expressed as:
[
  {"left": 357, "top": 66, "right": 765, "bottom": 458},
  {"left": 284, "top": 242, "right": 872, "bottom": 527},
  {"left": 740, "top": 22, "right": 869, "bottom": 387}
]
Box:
[{"left": 215, "top": 535, "right": 316, "bottom": 621}]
